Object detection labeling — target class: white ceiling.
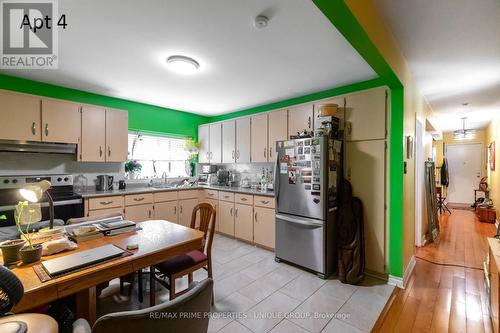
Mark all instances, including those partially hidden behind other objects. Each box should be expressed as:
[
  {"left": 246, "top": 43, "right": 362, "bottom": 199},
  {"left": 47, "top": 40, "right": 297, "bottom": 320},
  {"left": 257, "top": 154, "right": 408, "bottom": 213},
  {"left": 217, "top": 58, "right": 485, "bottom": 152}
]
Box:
[
  {"left": 374, "top": 0, "right": 500, "bottom": 132},
  {"left": 1, "top": 0, "right": 376, "bottom": 116}
]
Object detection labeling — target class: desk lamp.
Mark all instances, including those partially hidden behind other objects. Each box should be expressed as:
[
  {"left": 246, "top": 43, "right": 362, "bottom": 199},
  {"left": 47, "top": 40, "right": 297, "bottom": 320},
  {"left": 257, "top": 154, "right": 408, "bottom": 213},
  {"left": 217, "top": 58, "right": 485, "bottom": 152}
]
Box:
[{"left": 19, "top": 180, "right": 54, "bottom": 229}]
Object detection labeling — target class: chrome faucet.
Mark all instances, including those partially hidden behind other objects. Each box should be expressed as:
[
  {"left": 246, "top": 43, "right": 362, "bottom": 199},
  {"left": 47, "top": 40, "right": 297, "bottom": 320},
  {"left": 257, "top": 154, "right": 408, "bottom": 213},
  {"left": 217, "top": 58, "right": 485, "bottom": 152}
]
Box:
[{"left": 162, "top": 171, "right": 168, "bottom": 184}]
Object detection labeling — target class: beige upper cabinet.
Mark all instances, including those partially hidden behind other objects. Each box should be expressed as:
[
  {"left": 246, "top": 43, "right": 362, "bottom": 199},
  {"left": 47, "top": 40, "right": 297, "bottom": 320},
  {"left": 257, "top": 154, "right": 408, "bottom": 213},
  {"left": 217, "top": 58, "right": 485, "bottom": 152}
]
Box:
[
  {"left": 345, "top": 88, "right": 387, "bottom": 141},
  {"left": 0, "top": 91, "right": 41, "bottom": 142},
  {"left": 80, "top": 106, "right": 106, "bottom": 162},
  {"left": 209, "top": 123, "right": 222, "bottom": 163},
  {"left": 268, "top": 109, "right": 287, "bottom": 161},
  {"left": 41, "top": 99, "right": 81, "bottom": 144},
  {"left": 251, "top": 113, "right": 268, "bottom": 163},
  {"left": 105, "top": 108, "right": 128, "bottom": 162},
  {"left": 236, "top": 117, "right": 251, "bottom": 163},
  {"left": 198, "top": 125, "right": 210, "bottom": 163},
  {"left": 313, "top": 97, "right": 345, "bottom": 130},
  {"left": 288, "top": 103, "right": 313, "bottom": 138},
  {"left": 222, "top": 120, "right": 236, "bottom": 163},
  {"left": 345, "top": 140, "right": 386, "bottom": 274}
]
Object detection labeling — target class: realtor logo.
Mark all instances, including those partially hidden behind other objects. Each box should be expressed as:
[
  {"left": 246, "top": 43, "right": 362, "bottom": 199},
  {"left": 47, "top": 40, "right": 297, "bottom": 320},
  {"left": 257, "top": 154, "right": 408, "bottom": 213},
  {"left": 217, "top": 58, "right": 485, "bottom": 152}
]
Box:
[{"left": 1, "top": 0, "right": 59, "bottom": 69}]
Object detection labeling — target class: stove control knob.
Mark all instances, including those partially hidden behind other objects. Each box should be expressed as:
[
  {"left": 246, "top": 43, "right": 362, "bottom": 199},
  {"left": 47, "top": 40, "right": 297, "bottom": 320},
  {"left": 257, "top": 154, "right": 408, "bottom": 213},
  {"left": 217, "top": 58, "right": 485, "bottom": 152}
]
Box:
[
  {"left": 3, "top": 179, "right": 9, "bottom": 184},
  {"left": 12, "top": 179, "right": 18, "bottom": 184},
  {"left": 64, "top": 177, "right": 69, "bottom": 182},
  {"left": 57, "top": 177, "right": 62, "bottom": 182}
]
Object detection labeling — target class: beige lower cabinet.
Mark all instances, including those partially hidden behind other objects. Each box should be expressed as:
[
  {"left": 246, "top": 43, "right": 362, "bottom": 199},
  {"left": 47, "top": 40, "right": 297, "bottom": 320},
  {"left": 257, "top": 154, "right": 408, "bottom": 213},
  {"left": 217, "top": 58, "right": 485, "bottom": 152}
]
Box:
[
  {"left": 203, "top": 198, "right": 219, "bottom": 232},
  {"left": 178, "top": 198, "right": 198, "bottom": 227},
  {"left": 254, "top": 206, "right": 275, "bottom": 249},
  {"left": 234, "top": 203, "right": 253, "bottom": 242},
  {"left": 88, "top": 207, "right": 124, "bottom": 218},
  {"left": 218, "top": 200, "right": 235, "bottom": 236},
  {"left": 154, "top": 200, "right": 178, "bottom": 223},
  {"left": 125, "top": 203, "right": 153, "bottom": 222}
]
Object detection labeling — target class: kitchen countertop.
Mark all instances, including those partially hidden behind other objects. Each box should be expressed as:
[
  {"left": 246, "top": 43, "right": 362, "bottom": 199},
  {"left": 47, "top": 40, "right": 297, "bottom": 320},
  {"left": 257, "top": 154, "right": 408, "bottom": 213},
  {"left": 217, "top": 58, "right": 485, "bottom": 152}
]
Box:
[{"left": 78, "top": 184, "right": 275, "bottom": 199}]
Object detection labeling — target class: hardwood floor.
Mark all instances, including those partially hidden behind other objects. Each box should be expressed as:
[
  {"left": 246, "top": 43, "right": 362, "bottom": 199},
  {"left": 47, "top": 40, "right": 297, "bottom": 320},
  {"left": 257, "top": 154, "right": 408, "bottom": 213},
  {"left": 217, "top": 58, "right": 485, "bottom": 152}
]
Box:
[{"left": 373, "top": 209, "right": 497, "bottom": 332}]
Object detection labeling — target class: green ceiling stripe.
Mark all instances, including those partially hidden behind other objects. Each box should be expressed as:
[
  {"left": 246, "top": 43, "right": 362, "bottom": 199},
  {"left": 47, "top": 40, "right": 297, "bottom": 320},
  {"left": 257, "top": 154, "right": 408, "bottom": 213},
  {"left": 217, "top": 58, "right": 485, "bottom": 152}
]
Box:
[
  {"left": 313, "top": 0, "right": 404, "bottom": 277},
  {"left": 208, "top": 77, "right": 385, "bottom": 123}
]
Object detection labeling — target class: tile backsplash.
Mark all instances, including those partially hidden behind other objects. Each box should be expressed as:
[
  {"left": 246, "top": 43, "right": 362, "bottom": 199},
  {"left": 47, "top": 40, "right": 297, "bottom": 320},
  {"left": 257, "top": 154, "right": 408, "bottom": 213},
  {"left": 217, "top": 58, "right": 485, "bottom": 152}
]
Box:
[
  {"left": 0, "top": 152, "right": 124, "bottom": 185},
  {"left": 198, "top": 162, "right": 275, "bottom": 185}
]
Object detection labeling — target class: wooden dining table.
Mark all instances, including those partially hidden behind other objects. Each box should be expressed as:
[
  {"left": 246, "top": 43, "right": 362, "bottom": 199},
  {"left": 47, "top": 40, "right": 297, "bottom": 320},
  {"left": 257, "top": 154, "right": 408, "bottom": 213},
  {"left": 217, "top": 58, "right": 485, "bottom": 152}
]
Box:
[{"left": 2, "top": 220, "right": 204, "bottom": 325}]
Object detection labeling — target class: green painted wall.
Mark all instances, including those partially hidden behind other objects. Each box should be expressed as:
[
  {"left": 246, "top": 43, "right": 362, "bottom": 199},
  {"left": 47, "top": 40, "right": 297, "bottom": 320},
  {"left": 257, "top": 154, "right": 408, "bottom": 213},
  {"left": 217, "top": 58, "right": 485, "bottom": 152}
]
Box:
[
  {"left": 0, "top": 74, "right": 208, "bottom": 139},
  {"left": 313, "top": 0, "right": 405, "bottom": 277},
  {"left": 208, "top": 78, "right": 385, "bottom": 123}
]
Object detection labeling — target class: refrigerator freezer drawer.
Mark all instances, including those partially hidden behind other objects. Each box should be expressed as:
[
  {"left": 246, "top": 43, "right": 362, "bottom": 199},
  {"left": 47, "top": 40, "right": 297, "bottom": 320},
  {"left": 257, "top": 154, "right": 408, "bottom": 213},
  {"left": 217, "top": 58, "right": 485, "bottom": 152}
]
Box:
[{"left": 275, "top": 214, "right": 325, "bottom": 275}]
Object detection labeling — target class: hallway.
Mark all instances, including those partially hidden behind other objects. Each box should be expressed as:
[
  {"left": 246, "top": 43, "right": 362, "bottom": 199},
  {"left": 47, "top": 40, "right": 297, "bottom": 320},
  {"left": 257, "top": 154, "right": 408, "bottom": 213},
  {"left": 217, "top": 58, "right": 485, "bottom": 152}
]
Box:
[{"left": 374, "top": 209, "right": 497, "bottom": 332}]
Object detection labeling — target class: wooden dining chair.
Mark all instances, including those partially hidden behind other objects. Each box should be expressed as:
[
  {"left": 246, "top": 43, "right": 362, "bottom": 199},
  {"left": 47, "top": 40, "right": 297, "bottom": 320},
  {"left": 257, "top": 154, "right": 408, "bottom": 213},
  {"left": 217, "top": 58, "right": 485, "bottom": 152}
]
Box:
[{"left": 149, "top": 203, "right": 216, "bottom": 305}]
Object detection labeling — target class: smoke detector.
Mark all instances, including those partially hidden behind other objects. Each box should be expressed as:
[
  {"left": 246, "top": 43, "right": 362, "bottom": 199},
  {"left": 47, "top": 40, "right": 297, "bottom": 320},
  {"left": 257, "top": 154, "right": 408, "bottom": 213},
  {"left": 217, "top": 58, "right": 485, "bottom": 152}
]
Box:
[{"left": 254, "top": 15, "right": 269, "bottom": 29}]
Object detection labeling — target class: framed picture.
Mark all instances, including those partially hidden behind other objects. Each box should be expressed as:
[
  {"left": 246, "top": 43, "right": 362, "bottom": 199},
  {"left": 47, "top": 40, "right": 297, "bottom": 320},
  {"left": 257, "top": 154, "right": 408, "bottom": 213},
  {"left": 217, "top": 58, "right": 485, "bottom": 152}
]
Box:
[{"left": 489, "top": 141, "right": 495, "bottom": 171}]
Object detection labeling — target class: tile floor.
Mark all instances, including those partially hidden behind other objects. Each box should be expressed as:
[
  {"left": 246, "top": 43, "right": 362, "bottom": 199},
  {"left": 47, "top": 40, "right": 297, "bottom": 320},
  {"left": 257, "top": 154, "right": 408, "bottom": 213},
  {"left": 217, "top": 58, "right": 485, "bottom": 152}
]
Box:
[{"left": 97, "top": 234, "right": 394, "bottom": 333}]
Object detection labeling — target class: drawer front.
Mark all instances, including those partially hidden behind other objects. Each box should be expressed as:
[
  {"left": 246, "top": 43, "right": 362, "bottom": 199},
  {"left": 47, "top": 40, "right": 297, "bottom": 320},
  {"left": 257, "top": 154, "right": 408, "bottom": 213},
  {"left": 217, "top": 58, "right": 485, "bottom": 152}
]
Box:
[
  {"left": 235, "top": 193, "right": 253, "bottom": 205},
  {"left": 88, "top": 207, "right": 124, "bottom": 218},
  {"left": 154, "top": 191, "right": 178, "bottom": 203},
  {"left": 254, "top": 196, "right": 275, "bottom": 209},
  {"left": 178, "top": 190, "right": 199, "bottom": 200},
  {"left": 206, "top": 189, "right": 219, "bottom": 200},
  {"left": 125, "top": 193, "right": 153, "bottom": 206},
  {"left": 88, "top": 196, "right": 124, "bottom": 210},
  {"left": 219, "top": 191, "right": 235, "bottom": 202}
]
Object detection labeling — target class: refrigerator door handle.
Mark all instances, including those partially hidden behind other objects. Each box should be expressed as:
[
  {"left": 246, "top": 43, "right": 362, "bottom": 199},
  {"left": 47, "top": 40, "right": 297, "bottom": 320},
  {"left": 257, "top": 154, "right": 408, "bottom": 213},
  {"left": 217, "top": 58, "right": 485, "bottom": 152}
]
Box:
[
  {"left": 274, "top": 153, "right": 280, "bottom": 206},
  {"left": 276, "top": 214, "right": 324, "bottom": 227}
]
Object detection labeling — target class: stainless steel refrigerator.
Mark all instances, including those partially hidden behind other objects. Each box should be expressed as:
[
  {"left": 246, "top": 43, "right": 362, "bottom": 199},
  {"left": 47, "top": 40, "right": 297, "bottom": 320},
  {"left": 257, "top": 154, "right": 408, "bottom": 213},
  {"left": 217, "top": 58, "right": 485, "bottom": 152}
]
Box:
[{"left": 274, "top": 135, "right": 341, "bottom": 278}]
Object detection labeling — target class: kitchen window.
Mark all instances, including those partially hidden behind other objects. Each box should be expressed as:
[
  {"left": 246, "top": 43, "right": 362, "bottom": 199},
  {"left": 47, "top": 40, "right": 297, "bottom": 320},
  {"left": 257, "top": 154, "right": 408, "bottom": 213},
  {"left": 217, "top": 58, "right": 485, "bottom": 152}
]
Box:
[{"left": 128, "top": 132, "right": 189, "bottom": 178}]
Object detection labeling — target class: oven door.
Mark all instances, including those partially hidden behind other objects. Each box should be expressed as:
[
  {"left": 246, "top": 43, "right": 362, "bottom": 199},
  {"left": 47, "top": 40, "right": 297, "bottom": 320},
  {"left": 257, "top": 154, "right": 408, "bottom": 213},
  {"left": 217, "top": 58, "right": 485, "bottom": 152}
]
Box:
[{"left": 0, "top": 198, "right": 84, "bottom": 226}]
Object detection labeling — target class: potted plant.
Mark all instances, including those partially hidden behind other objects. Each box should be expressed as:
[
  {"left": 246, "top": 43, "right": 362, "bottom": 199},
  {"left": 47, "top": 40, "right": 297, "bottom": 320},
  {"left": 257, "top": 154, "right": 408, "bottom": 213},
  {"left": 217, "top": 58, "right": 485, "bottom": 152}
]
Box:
[
  {"left": 184, "top": 139, "right": 200, "bottom": 177},
  {"left": 0, "top": 215, "right": 26, "bottom": 264},
  {"left": 125, "top": 160, "right": 142, "bottom": 179},
  {"left": 16, "top": 201, "right": 43, "bottom": 264}
]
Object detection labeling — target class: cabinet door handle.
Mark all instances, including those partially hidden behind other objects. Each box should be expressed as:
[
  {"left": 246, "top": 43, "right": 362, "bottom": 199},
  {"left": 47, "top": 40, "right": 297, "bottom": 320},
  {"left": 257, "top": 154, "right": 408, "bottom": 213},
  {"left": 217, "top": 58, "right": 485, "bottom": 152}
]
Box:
[
  {"left": 99, "top": 146, "right": 103, "bottom": 157},
  {"left": 133, "top": 197, "right": 145, "bottom": 202},
  {"left": 269, "top": 147, "right": 272, "bottom": 158},
  {"left": 224, "top": 195, "right": 229, "bottom": 199},
  {"left": 308, "top": 116, "right": 311, "bottom": 129},
  {"left": 108, "top": 146, "right": 111, "bottom": 157},
  {"left": 232, "top": 150, "right": 235, "bottom": 159},
  {"left": 100, "top": 201, "right": 113, "bottom": 205},
  {"left": 264, "top": 148, "right": 267, "bottom": 158},
  {"left": 347, "top": 122, "right": 352, "bottom": 135},
  {"left": 241, "top": 198, "right": 247, "bottom": 201},
  {"left": 180, "top": 205, "right": 183, "bottom": 214},
  {"left": 174, "top": 206, "right": 177, "bottom": 214},
  {"left": 208, "top": 193, "right": 214, "bottom": 197},
  {"left": 254, "top": 211, "right": 258, "bottom": 222},
  {"left": 31, "top": 122, "right": 36, "bottom": 135},
  {"left": 148, "top": 210, "right": 152, "bottom": 218},
  {"left": 235, "top": 209, "right": 238, "bottom": 218},
  {"left": 230, "top": 208, "right": 233, "bottom": 216},
  {"left": 45, "top": 123, "right": 49, "bottom": 136},
  {"left": 261, "top": 200, "right": 269, "bottom": 204}
]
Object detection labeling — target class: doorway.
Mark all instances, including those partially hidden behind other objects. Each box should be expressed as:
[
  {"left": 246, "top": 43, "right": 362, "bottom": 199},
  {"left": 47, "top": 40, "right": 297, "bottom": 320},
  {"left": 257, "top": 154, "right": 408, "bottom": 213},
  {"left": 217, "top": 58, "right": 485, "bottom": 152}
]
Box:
[
  {"left": 415, "top": 119, "right": 424, "bottom": 247},
  {"left": 446, "top": 143, "right": 483, "bottom": 204}
]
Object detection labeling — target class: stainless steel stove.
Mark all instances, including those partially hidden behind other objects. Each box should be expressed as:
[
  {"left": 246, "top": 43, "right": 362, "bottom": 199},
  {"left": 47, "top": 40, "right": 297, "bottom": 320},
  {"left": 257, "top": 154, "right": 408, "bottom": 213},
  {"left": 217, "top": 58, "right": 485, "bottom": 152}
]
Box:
[{"left": 0, "top": 174, "right": 84, "bottom": 226}]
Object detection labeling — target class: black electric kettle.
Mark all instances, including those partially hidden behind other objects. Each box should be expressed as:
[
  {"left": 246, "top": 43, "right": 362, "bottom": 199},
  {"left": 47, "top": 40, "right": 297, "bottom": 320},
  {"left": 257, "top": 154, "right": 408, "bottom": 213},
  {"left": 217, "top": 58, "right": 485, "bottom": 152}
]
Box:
[{"left": 96, "top": 175, "right": 114, "bottom": 191}]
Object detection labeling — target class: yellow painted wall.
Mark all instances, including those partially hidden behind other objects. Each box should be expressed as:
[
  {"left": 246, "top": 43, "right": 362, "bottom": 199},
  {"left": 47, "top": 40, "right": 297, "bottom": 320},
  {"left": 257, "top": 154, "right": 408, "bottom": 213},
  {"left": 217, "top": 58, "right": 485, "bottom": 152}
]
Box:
[
  {"left": 486, "top": 119, "right": 500, "bottom": 217},
  {"left": 345, "top": 0, "right": 435, "bottom": 275}
]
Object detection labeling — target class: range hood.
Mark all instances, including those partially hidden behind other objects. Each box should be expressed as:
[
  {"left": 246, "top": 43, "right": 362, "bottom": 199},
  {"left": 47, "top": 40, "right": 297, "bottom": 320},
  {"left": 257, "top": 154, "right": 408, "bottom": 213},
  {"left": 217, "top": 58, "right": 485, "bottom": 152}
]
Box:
[{"left": 0, "top": 140, "right": 77, "bottom": 154}]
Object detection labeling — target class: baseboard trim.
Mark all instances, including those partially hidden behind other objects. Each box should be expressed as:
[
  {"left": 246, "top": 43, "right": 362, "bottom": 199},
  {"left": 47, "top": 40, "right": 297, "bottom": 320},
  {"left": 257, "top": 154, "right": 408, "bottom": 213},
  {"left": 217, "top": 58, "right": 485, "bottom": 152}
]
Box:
[{"left": 388, "top": 255, "right": 416, "bottom": 289}]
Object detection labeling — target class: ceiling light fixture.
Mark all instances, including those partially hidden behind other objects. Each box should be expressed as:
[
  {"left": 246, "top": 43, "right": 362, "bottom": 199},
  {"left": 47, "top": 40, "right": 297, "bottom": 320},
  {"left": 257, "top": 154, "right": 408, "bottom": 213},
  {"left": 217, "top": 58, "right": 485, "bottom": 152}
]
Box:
[
  {"left": 453, "top": 117, "right": 475, "bottom": 140},
  {"left": 166, "top": 55, "right": 199, "bottom": 75}
]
